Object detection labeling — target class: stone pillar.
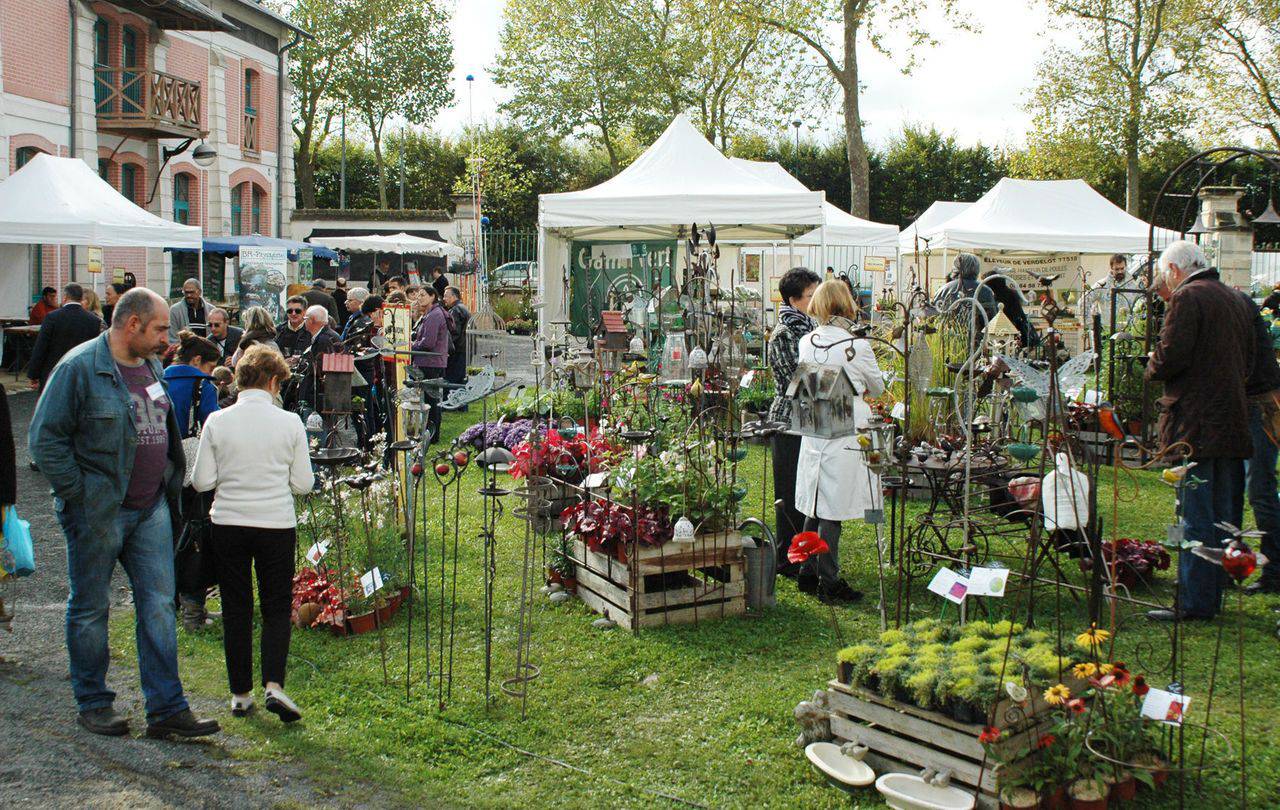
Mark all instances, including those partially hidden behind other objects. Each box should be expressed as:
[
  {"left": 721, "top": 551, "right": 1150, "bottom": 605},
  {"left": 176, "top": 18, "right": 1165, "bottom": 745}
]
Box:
[
  {"left": 71, "top": 2, "right": 101, "bottom": 282},
  {"left": 277, "top": 63, "right": 296, "bottom": 238},
  {"left": 205, "top": 48, "right": 230, "bottom": 237}
]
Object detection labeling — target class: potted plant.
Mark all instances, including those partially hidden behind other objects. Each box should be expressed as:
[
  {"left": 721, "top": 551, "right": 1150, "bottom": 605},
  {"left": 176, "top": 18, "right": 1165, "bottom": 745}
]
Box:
[
  {"left": 836, "top": 643, "right": 878, "bottom": 687},
  {"left": 1068, "top": 777, "right": 1108, "bottom": 810},
  {"left": 547, "top": 536, "right": 577, "bottom": 592},
  {"left": 1081, "top": 538, "right": 1170, "bottom": 587},
  {"left": 1132, "top": 751, "right": 1169, "bottom": 789},
  {"left": 999, "top": 786, "right": 1039, "bottom": 810}
]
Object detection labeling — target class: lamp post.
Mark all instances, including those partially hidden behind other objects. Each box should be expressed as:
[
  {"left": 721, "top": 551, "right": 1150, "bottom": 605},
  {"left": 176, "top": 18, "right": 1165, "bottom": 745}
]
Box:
[{"left": 791, "top": 119, "right": 802, "bottom": 172}]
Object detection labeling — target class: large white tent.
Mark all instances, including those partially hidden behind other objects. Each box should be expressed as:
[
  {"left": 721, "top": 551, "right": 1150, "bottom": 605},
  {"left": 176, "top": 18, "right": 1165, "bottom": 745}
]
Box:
[
  {"left": 310, "top": 231, "right": 463, "bottom": 258},
  {"left": 0, "top": 154, "right": 202, "bottom": 320},
  {"left": 906, "top": 179, "right": 1176, "bottom": 254},
  {"left": 0, "top": 154, "right": 202, "bottom": 248},
  {"left": 898, "top": 200, "right": 972, "bottom": 252},
  {"left": 537, "top": 115, "right": 827, "bottom": 338}
]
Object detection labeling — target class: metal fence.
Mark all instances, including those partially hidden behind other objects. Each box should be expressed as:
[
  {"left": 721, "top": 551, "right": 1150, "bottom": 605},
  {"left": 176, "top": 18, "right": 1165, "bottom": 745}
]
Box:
[
  {"left": 1252, "top": 251, "right": 1280, "bottom": 288},
  {"left": 457, "top": 229, "right": 538, "bottom": 276}
]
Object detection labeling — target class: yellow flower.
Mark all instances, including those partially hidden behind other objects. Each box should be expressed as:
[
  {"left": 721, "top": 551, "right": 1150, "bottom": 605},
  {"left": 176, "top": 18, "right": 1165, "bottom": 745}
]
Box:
[
  {"left": 1075, "top": 624, "right": 1111, "bottom": 650},
  {"left": 1072, "top": 662, "right": 1098, "bottom": 679},
  {"left": 1044, "top": 683, "right": 1071, "bottom": 705},
  {"left": 1098, "top": 663, "right": 1115, "bottom": 675}
]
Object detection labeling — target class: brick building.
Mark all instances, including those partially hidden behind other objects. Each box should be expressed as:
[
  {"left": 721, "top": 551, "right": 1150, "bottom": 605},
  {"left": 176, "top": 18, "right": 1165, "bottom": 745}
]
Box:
[{"left": 0, "top": 0, "right": 303, "bottom": 305}]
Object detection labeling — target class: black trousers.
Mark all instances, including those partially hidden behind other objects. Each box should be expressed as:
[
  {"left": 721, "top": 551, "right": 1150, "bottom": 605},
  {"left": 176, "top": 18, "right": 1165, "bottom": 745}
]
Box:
[
  {"left": 212, "top": 524, "right": 296, "bottom": 694},
  {"left": 772, "top": 432, "right": 805, "bottom": 566},
  {"left": 424, "top": 366, "right": 445, "bottom": 441}
]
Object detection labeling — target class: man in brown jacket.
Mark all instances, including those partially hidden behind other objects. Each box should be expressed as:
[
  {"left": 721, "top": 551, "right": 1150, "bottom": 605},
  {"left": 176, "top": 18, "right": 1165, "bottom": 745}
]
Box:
[{"left": 1145, "top": 240, "right": 1255, "bottom": 621}]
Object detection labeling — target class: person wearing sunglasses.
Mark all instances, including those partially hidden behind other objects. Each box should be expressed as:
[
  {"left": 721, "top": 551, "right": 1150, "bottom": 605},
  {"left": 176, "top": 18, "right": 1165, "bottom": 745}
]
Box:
[{"left": 274, "top": 295, "right": 312, "bottom": 359}]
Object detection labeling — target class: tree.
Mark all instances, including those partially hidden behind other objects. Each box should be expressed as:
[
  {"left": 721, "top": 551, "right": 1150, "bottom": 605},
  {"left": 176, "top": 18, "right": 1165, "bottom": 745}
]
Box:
[
  {"left": 333, "top": 0, "right": 454, "bottom": 207},
  {"left": 1028, "top": 0, "right": 1206, "bottom": 215},
  {"left": 1197, "top": 0, "right": 1280, "bottom": 149},
  {"left": 738, "top": 0, "right": 971, "bottom": 219},
  {"left": 494, "top": 0, "right": 649, "bottom": 173},
  {"left": 869, "top": 125, "right": 1007, "bottom": 227},
  {"left": 286, "top": 0, "right": 373, "bottom": 209}
]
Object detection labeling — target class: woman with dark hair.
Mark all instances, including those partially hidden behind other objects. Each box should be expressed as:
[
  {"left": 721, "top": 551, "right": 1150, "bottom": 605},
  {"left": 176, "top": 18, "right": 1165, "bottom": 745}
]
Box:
[
  {"left": 767, "top": 267, "right": 822, "bottom": 573},
  {"left": 412, "top": 285, "right": 450, "bottom": 443},
  {"left": 981, "top": 270, "right": 1038, "bottom": 348},
  {"left": 163, "top": 330, "right": 222, "bottom": 632}
]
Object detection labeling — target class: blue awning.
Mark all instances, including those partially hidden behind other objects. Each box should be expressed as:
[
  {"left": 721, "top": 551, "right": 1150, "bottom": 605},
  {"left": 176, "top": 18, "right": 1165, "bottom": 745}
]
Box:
[{"left": 167, "top": 233, "right": 338, "bottom": 261}]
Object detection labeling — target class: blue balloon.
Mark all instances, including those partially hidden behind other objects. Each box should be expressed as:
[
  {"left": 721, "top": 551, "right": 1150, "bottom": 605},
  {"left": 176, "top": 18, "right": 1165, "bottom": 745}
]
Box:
[
  {"left": 465, "top": 74, "right": 475, "bottom": 82},
  {"left": 480, "top": 215, "right": 490, "bottom": 227}
]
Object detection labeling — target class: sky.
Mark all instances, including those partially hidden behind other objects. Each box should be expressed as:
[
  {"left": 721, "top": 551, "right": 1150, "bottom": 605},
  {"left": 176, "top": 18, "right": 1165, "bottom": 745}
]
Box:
[{"left": 435, "top": 0, "right": 1062, "bottom": 149}]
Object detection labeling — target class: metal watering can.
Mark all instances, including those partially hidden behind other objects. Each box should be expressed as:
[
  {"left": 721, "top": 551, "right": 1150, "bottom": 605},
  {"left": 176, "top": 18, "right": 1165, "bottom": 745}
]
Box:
[{"left": 738, "top": 518, "right": 777, "bottom": 612}]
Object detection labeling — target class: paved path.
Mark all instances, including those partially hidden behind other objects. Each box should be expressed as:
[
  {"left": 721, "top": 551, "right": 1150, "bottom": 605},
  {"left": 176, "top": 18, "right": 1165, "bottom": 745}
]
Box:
[{"left": 0, "top": 392, "right": 371, "bottom": 809}]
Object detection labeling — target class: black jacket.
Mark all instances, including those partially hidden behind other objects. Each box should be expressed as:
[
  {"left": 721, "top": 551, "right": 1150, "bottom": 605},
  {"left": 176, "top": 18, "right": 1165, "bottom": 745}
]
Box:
[
  {"left": 1242, "top": 291, "right": 1280, "bottom": 397},
  {"left": 275, "top": 322, "right": 313, "bottom": 357},
  {"left": 302, "top": 289, "right": 340, "bottom": 325},
  {"left": 26, "top": 303, "right": 103, "bottom": 387},
  {"left": 209, "top": 326, "right": 244, "bottom": 361},
  {"left": 0, "top": 390, "right": 15, "bottom": 506}
]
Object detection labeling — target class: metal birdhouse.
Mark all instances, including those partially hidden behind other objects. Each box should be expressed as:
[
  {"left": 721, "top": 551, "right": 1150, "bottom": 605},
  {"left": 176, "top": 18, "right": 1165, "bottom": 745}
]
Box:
[{"left": 784, "top": 361, "right": 862, "bottom": 439}]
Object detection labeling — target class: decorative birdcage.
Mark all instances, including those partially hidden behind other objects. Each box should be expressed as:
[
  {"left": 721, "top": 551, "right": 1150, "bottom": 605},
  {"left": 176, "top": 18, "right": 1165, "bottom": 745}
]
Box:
[{"left": 784, "top": 362, "right": 862, "bottom": 439}]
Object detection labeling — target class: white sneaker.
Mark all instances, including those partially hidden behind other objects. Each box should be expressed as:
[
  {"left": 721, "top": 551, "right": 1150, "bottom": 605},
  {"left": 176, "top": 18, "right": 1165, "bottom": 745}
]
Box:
[
  {"left": 230, "top": 694, "right": 254, "bottom": 717},
  {"left": 263, "top": 687, "right": 301, "bottom": 723}
]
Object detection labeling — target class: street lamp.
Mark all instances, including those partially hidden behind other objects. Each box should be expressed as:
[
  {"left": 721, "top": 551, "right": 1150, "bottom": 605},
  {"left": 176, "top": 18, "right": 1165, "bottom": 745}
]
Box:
[
  {"left": 791, "top": 120, "right": 802, "bottom": 174},
  {"left": 147, "top": 139, "right": 215, "bottom": 204}
]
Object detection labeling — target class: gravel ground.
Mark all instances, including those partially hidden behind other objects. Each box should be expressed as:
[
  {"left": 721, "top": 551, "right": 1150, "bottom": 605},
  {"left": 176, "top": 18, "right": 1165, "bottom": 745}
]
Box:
[{"left": 0, "top": 390, "right": 377, "bottom": 809}]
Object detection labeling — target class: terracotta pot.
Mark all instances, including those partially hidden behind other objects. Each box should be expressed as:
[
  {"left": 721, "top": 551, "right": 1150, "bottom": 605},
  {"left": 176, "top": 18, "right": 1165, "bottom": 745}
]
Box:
[
  {"left": 345, "top": 586, "right": 408, "bottom": 636},
  {"left": 1152, "top": 768, "right": 1168, "bottom": 789},
  {"left": 1041, "top": 784, "right": 1068, "bottom": 809},
  {"left": 1068, "top": 796, "right": 1107, "bottom": 810},
  {"left": 546, "top": 568, "right": 563, "bottom": 585},
  {"left": 1000, "top": 787, "right": 1039, "bottom": 810},
  {"left": 1110, "top": 775, "right": 1136, "bottom": 802},
  {"left": 561, "top": 576, "right": 578, "bottom": 593}
]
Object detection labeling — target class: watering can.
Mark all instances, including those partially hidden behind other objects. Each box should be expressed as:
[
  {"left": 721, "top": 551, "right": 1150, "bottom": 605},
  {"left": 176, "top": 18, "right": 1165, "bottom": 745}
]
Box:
[{"left": 739, "top": 518, "right": 777, "bottom": 612}]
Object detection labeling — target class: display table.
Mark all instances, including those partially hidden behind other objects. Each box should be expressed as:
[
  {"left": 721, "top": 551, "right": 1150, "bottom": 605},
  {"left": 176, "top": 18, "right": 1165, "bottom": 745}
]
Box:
[{"left": 3, "top": 323, "right": 39, "bottom": 380}]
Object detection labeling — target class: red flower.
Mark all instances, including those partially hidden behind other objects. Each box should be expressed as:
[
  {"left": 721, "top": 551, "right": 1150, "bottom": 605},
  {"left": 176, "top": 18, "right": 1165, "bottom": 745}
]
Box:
[
  {"left": 1132, "top": 675, "right": 1149, "bottom": 697},
  {"left": 978, "top": 725, "right": 1001, "bottom": 744},
  {"left": 1035, "top": 734, "right": 1056, "bottom": 750},
  {"left": 788, "top": 531, "right": 830, "bottom": 564},
  {"left": 1067, "top": 698, "right": 1087, "bottom": 714},
  {"left": 1111, "top": 662, "right": 1131, "bottom": 687}
]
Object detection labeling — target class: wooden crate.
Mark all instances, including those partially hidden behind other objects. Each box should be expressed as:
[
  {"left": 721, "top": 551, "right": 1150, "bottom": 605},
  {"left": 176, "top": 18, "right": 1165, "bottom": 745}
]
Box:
[
  {"left": 572, "top": 531, "right": 746, "bottom": 630},
  {"left": 824, "top": 679, "right": 1057, "bottom": 808}
]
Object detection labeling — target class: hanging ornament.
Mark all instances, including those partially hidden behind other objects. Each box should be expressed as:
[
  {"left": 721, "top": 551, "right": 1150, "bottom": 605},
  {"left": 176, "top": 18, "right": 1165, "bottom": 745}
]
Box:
[
  {"left": 672, "top": 515, "right": 696, "bottom": 543},
  {"left": 688, "top": 345, "right": 708, "bottom": 371},
  {"left": 629, "top": 334, "right": 645, "bottom": 354}
]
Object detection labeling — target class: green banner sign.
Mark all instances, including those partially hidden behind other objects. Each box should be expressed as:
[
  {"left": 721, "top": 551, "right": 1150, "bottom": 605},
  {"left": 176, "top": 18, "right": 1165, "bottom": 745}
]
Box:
[{"left": 568, "top": 240, "right": 676, "bottom": 337}]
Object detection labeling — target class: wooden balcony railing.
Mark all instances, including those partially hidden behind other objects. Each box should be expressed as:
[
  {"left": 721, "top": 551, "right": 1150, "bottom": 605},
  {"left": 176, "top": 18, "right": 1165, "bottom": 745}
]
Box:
[
  {"left": 94, "top": 67, "right": 203, "bottom": 139},
  {"left": 241, "top": 110, "right": 258, "bottom": 154}
]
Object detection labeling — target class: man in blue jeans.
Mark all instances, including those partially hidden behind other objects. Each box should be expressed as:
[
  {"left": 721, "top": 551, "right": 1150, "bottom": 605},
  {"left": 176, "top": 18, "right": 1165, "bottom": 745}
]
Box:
[
  {"left": 30, "top": 288, "right": 219, "bottom": 739},
  {"left": 1145, "top": 242, "right": 1256, "bottom": 621},
  {"left": 1243, "top": 290, "right": 1280, "bottom": 594}
]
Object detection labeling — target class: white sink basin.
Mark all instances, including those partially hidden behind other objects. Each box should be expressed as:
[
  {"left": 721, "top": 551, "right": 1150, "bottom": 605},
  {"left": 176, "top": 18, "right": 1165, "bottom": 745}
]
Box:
[
  {"left": 805, "top": 742, "right": 875, "bottom": 790},
  {"left": 875, "top": 773, "right": 976, "bottom": 810}
]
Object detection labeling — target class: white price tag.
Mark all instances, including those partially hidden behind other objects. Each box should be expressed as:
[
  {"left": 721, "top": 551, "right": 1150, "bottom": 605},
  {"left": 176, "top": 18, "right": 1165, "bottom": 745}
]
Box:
[
  {"left": 968, "top": 567, "right": 1008, "bottom": 598},
  {"left": 890, "top": 402, "right": 906, "bottom": 420},
  {"left": 583, "top": 471, "right": 607, "bottom": 489},
  {"left": 927, "top": 567, "right": 969, "bottom": 604},
  {"left": 145, "top": 381, "right": 167, "bottom": 402},
  {"left": 740, "top": 369, "right": 755, "bottom": 387},
  {"left": 305, "top": 540, "right": 330, "bottom": 564},
  {"left": 360, "top": 567, "right": 384, "bottom": 598},
  {"left": 1141, "top": 688, "right": 1189, "bottom": 725}
]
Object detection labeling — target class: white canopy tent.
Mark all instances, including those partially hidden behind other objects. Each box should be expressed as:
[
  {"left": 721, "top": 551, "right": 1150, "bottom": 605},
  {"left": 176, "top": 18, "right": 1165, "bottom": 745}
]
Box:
[
  {"left": 310, "top": 231, "right": 464, "bottom": 258},
  {"left": 537, "top": 115, "right": 827, "bottom": 338},
  {"left": 0, "top": 154, "right": 202, "bottom": 319},
  {"left": 898, "top": 200, "right": 972, "bottom": 253}
]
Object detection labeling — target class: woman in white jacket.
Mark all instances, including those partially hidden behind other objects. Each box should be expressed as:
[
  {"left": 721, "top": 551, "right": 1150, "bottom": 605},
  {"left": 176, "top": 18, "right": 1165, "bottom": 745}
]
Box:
[
  {"left": 192, "top": 345, "right": 315, "bottom": 722},
  {"left": 794, "top": 280, "right": 885, "bottom": 604}
]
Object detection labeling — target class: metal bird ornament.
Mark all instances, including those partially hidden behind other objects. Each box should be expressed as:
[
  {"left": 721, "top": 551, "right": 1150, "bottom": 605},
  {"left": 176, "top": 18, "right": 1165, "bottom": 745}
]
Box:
[{"left": 1193, "top": 539, "right": 1268, "bottom": 581}]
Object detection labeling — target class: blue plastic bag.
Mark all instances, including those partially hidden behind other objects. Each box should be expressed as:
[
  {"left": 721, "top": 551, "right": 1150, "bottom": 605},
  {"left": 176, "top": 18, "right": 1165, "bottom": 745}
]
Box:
[{"left": 2, "top": 505, "right": 34, "bottom": 577}]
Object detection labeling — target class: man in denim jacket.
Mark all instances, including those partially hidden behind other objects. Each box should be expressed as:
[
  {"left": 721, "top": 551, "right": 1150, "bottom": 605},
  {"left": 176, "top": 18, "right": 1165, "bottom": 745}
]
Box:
[{"left": 29, "top": 288, "right": 219, "bottom": 740}]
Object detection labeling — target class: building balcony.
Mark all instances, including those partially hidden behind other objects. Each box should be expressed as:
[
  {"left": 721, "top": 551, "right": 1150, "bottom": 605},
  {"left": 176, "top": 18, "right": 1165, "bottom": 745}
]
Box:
[{"left": 94, "top": 67, "right": 204, "bottom": 140}]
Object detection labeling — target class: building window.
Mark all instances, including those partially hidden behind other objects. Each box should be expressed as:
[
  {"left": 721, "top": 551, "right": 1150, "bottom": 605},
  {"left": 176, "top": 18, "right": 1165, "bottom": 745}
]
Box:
[
  {"left": 231, "top": 182, "right": 244, "bottom": 235},
  {"left": 122, "top": 27, "right": 142, "bottom": 113},
  {"left": 98, "top": 158, "right": 110, "bottom": 181},
  {"left": 173, "top": 173, "right": 190, "bottom": 224},
  {"left": 251, "top": 185, "right": 264, "bottom": 234},
  {"left": 94, "top": 18, "right": 110, "bottom": 113},
  {"left": 120, "top": 163, "right": 139, "bottom": 204},
  {"left": 242, "top": 69, "right": 259, "bottom": 152},
  {"left": 15, "top": 146, "right": 40, "bottom": 170}
]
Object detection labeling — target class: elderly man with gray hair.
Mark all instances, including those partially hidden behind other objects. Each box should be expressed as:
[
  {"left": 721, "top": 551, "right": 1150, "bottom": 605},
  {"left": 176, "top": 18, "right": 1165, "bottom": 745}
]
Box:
[
  {"left": 1145, "top": 240, "right": 1256, "bottom": 622},
  {"left": 168, "top": 278, "right": 210, "bottom": 341}
]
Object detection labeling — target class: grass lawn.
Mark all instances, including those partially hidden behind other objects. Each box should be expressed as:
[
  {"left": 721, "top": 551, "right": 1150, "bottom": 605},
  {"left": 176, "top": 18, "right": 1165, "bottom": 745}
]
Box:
[{"left": 112, "top": 410, "right": 1280, "bottom": 808}]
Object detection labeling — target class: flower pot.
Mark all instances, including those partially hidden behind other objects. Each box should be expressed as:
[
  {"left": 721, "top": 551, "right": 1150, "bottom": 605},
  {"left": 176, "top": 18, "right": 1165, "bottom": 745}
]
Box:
[
  {"left": 561, "top": 576, "right": 577, "bottom": 594},
  {"left": 344, "top": 586, "right": 409, "bottom": 636},
  {"left": 546, "top": 568, "right": 563, "bottom": 585},
  {"left": 1040, "top": 785, "right": 1068, "bottom": 809},
  {"left": 1000, "top": 787, "right": 1038, "bottom": 809},
  {"left": 1068, "top": 780, "right": 1108, "bottom": 810},
  {"left": 1110, "top": 774, "right": 1136, "bottom": 802},
  {"left": 837, "top": 661, "right": 853, "bottom": 685}
]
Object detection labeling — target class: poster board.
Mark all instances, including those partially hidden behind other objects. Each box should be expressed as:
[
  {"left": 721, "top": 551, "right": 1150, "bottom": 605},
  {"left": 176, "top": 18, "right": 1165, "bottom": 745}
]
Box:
[
  {"left": 383, "top": 304, "right": 413, "bottom": 365},
  {"left": 238, "top": 246, "right": 288, "bottom": 322},
  {"left": 298, "top": 248, "right": 313, "bottom": 284},
  {"left": 86, "top": 247, "right": 103, "bottom": 275},
  {"left": 568, "top": 240, "right": 676, "bottom": 337},
  {"left": 979, "top": 252, "right": 1086, "bottom": 340}
]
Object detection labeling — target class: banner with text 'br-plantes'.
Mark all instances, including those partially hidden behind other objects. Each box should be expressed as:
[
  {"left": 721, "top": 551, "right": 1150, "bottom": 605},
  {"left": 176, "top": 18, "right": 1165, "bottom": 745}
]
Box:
[{"left": 568, "top": 240, "right": 675, "bottom": 337}]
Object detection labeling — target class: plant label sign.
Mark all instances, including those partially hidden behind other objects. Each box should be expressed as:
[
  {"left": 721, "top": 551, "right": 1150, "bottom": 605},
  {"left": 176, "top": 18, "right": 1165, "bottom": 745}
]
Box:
[
  {"left": 890, "top": 402, "right": 906, "bottom": 420},
  {"left": 740, "top": 369, "right": 755, "bottom": 388},
  {"left": 968, "top": 567, "right": 1008, "bottom": 598},
  {"left": 1141, "top": 688, "right": 1189, "bottom": 725},
  {"left": 583, "top": 471, "right": 608, "bottom": 489},
  {"left": 361, "top": 567, "right": 385, "bottom": 598},
  {"left": 305, "top": 540, "right": 330, "bottom": 565},
  {"left": 927, "top": 567, "right": 968, "bottom": 604}
]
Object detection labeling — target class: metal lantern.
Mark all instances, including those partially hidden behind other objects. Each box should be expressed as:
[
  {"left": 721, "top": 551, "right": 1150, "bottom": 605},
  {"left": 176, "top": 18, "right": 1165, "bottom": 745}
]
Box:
[
  {"left": 860, "top": 414, "right": 894, "bottom": 474},
  {"left": 628, "top": 334, "right": 645, "bottom": 355},
  {"left": 672, "top": 515, "right": 696, "bottom": 544},
  {"left": 784, "top": 362, "right": 861, "bottom": 439},
  {"left": 688, "top": 344, "right": 709, "bottom": 371},
  {"left": 661, "top": 331, "right": 691, "bottom": 384},
  {"left": 567, "top": 348, "right": 598, "bottom": 389},
  {"left": 710, "top": 327, "right": 748, "bottom": 378}
]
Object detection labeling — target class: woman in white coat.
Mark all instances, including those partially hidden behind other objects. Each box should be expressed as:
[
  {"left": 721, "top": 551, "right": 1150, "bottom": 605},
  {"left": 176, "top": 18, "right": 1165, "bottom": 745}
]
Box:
[{"left": 794, "top": 280, "right": 885, "bottom": 604}]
